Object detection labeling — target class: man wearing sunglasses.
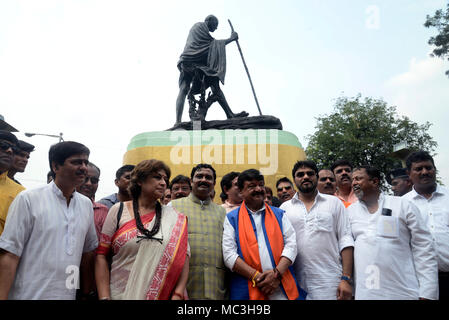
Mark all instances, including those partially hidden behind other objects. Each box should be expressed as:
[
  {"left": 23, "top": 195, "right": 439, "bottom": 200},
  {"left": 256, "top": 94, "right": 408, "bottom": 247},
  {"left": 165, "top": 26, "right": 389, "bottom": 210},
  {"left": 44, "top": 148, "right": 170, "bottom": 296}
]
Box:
[
  {"left": 276, "top": 177, "right": 296, "bottom": 204},
  {"left": 76, "top": 162, "right": 108, "bottom": 241},
  {"left": 7, "top": 140, "right": 35, "bottom": 185},
  {"left": 281, "top": 160, "right": 354, "bottom": 300},
  {"left": 76, "top": 162, "right": 108, "bottom": 300},
  {"left": 0, "top": 130, "right": 25, "bottom": 236}
]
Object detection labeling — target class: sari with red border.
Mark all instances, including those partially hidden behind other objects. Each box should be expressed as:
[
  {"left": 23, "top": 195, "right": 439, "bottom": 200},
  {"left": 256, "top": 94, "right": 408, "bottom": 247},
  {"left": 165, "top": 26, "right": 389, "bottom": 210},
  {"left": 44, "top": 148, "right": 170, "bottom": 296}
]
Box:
[{"left": 98, "top": 204, "right": 188, "bottom": 300}]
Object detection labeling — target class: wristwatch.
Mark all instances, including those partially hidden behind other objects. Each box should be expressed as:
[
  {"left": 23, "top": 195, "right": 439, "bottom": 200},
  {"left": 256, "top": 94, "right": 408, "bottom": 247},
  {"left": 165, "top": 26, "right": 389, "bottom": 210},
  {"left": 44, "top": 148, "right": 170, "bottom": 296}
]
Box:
[
  {"left": 273, "top": 267, "right": 282, "bottom": 280},
  {"left": 81, "top": 290, "right": 97, "bottom": 300},
  {"left": 341, "top": 275, "right": 353, "bottom": 285}
]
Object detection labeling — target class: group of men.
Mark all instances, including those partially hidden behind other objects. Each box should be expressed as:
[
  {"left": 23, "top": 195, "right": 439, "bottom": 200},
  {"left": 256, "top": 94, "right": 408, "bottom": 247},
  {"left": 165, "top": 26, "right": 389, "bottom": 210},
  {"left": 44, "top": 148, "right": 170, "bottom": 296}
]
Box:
[
  {"left": 0, "top": 131, "right": 34, "bottom": 235},
  {"left": 270, "top": 156, "right": 446, "bottom": 300},
  {"left": 0, "top": 128, "right": 448, "bottom": 300}
]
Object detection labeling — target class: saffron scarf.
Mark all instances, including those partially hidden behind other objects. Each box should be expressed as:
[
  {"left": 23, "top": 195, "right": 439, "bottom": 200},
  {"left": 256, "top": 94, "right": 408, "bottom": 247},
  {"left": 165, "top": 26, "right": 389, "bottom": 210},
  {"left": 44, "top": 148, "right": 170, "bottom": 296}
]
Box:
[{"left": 238, "top": 202, "right": 299, "bottom": 300}]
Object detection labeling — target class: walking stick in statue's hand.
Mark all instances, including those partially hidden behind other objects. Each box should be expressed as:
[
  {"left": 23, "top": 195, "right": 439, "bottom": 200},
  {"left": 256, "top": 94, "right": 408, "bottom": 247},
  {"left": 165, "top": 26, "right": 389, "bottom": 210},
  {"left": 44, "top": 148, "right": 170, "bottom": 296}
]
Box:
[{"left": 228, "top": 19, "right": 263, "bottom": 116}]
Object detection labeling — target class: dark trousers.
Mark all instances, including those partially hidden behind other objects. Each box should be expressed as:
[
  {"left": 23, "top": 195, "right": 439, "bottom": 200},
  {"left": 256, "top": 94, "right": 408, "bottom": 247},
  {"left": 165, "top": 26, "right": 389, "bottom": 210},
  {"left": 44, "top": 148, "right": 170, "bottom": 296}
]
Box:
[{"left": 439, "top": 271, "right": 449, "bottom": 300}]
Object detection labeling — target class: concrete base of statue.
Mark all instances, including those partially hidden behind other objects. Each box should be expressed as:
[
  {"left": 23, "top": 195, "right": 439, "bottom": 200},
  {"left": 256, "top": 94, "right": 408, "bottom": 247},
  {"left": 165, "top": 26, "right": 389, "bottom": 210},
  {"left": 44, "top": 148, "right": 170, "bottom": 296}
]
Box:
[
  {"left": 166, "top": 115, "right": 283, "bottom": 131},
  {"left": 123, "top": 128, "right": 306, "bottom": 200}
]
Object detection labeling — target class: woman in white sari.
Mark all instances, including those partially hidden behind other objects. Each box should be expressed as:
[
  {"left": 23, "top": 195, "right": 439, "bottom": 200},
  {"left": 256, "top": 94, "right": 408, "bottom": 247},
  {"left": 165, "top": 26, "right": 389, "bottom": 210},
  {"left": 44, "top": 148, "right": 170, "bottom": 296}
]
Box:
[{"left": 95, "top": 159, "right": 189, "bottom": 300}]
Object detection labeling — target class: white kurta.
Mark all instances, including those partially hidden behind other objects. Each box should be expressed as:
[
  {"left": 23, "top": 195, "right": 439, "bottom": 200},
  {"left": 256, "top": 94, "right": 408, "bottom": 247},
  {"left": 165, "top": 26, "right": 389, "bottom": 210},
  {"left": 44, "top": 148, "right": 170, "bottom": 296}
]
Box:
[
  {"left": 0, "top": 182, "right": 98, "bottom": 300},
  {"left": 222, "top": 205, "right": 297, "bottom": 300},
  {"left": 348, "top": 193, "right": 438, "bottom": 300},
  {"left": 403, "top": 185, "right": 449, "bottom": 272},
  {"left": 280, "top": 192, "right": 354, "bottom": 300}
]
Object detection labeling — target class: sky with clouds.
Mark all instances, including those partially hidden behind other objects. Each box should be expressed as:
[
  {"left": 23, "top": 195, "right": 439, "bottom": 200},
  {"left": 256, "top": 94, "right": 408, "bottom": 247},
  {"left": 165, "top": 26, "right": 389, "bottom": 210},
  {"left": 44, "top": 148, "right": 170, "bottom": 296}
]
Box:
[{"left": 1, "top": 0, "right": 448, "bottom": 199}]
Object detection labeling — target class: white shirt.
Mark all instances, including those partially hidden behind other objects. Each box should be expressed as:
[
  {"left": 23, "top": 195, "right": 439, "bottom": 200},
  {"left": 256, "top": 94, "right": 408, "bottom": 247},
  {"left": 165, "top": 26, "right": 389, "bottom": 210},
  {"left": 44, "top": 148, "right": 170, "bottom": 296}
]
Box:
[
  {"left": 0, "top": 182, "right": 98, "bottom": 300},
  {"left": 222, "top": 205, "right": 297, "bottom": 300},
  {"left": 348, "top": 194, "right": 438, "bottom": 300},
  {"left": 280, "top": 192, "right": 354, "bottom": 300},
  {"left": 403, "top": 185, "right": 449, "bottom": 272}
]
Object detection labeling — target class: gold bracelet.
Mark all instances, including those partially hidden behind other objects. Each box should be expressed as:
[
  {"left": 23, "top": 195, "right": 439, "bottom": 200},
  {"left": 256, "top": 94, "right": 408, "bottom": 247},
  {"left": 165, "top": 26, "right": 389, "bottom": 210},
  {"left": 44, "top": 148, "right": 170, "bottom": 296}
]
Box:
[{"left": 251, "top": 270, "right": 260, "bottom": 288}]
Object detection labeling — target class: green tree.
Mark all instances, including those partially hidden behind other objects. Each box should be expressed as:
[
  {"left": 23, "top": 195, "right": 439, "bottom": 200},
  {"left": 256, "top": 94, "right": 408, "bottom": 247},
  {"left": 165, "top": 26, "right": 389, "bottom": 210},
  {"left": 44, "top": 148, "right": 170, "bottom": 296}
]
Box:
[
  {"left": 306, "top": 95, "right": 437, "bottom": 183},
  {"left": 424, "top": 3, "right": 449, "bottom": 77}
]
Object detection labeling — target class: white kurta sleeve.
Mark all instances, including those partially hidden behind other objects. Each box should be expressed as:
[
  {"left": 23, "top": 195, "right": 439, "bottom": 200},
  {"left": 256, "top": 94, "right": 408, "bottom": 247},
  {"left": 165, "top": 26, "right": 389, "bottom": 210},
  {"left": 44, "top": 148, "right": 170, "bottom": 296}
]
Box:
[
  {"left": 335, "top": 200, "right": 354, "bottom": 252},
  {"left": 222, "top": 216, "right": 239, "bottom": 271},
  {"left": 404, "top": 199, "right": 439, "bottom": 300},
  {"left": 281, "top": 213, "right": 297, "bottom": 264}
]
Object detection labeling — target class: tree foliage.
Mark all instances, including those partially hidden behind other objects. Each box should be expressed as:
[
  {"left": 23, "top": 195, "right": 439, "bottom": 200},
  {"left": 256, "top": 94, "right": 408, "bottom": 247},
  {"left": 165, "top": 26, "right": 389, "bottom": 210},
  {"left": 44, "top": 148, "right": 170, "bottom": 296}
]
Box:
[
  {"left": 306, "top": 95, "right": 437, "bottom": 182},
  {"left": 424, "top": 3, "right": 449, "bottom": 77}
]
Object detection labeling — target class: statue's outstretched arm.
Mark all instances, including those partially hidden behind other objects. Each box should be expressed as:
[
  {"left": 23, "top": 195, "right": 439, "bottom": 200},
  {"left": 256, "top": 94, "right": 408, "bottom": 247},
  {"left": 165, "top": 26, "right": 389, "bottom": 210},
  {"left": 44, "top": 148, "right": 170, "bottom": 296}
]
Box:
[{"left": 225, "top": 31, "right": 238, "bottom": 45}]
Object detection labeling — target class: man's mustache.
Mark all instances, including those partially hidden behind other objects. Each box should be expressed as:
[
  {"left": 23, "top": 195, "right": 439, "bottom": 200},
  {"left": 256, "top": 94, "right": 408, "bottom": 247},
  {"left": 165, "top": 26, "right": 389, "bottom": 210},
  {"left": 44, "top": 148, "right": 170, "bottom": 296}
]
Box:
[{"left": 198, "top": 182, "right": 210, "bottom": 187}]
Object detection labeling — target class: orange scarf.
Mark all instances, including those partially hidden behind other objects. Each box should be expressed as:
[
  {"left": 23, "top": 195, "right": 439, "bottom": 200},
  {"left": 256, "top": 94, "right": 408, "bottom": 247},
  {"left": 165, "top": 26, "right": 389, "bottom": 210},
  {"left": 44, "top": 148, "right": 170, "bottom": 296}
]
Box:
[{"left": 238, "top": 202, "right": 299, "bottom": 300}]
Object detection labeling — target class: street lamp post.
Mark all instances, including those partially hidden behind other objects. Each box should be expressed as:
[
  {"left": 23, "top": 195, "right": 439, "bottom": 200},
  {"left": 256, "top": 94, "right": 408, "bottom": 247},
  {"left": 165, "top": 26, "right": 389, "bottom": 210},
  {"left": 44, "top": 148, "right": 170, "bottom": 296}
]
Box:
[
  {"left": 388, "top": 141, "right": 411, "bottom": 168},
  {"left": 25, "top": 132, "right": 64, "bottom": 143}
]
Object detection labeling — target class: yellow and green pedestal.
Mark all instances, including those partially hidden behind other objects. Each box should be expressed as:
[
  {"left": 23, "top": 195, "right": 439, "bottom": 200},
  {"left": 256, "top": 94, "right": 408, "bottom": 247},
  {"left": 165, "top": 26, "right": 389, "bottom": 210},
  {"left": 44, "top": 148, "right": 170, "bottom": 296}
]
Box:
[{"left": 123, "top": 129, "right": 306, "bottom": 201}]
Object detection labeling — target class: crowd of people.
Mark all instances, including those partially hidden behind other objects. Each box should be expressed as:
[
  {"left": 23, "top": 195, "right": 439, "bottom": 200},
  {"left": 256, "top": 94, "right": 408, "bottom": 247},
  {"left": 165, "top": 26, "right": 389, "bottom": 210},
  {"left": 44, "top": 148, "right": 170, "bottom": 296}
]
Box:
[{"left": 0, "top": 129, "right": 447, "bottom": 301}]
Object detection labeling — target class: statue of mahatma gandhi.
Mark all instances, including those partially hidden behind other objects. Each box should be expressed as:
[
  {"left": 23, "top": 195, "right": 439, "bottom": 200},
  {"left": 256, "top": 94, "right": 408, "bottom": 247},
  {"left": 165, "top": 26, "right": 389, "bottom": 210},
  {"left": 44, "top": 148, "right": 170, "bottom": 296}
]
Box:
[{"left": 175, "top": 15, "right": 249, "bottom": 125}]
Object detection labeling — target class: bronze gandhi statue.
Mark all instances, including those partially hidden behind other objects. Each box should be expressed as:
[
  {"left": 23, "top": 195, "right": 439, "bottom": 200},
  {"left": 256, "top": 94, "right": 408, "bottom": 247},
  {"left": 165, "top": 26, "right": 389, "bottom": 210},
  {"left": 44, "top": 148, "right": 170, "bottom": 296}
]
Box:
[{"left": 175, "top": 15, "right": 249, "bottom": 125}]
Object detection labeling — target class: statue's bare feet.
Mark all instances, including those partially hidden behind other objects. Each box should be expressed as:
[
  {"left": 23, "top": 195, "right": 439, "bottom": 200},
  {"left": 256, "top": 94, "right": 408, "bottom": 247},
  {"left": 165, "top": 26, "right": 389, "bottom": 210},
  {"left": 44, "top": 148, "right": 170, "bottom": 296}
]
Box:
[{"left": 232, "top": 111, "right": 249, "bottom": 118}]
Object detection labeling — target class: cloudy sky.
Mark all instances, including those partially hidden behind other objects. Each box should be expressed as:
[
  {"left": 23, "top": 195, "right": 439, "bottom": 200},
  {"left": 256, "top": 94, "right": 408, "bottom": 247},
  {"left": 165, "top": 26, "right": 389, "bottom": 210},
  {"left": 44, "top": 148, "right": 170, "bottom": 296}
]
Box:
[{"left": 1, "top": 0, "right": 448, "bottom": 199}]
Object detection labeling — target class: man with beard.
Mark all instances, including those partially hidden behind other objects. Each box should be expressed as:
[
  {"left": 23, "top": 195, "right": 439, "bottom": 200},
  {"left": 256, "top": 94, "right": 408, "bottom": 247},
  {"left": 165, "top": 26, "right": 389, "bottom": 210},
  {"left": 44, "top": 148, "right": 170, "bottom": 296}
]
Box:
[
  {"left": 349, "top": 165, "right": 438, "bottom": 300},
  {"left": 0, "top": 141, "right": 98, "bottom": 299},
  {"left": 331, "top": 160, "right": 358, "bottom": 208},
  {"left": 281, "top": 160, "right": 354, "bottom": 300},
  {"left": 222, "top": 169, "right": 304, "bottom": 300},
  {"left": 403, "top": 151, "right": 449, "bottom": 299},
  {"left": 317, "top": 168, "right": 337, "bottom": 195},
  {"left": 169, "top": 175, "right": 191, "bottom": 200},
  {"left": 170, "top": 164, "right": 227, "bottom": 299},
  {"left": 7, "top": 140, "right": 35, "bottom": 185},
  {"left": 0, "top": 131, "right": 24, "bottom": 236},
  {"left": 276, "top": 177, "right": 296, "bottom": 204}
]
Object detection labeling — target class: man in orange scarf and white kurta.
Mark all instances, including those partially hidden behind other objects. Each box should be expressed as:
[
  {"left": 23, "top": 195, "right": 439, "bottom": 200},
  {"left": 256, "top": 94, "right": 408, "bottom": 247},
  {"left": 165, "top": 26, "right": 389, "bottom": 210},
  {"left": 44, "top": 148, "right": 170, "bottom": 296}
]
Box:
[{"left": 222, "top": 169, "right": 306, "bottom": 300}]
